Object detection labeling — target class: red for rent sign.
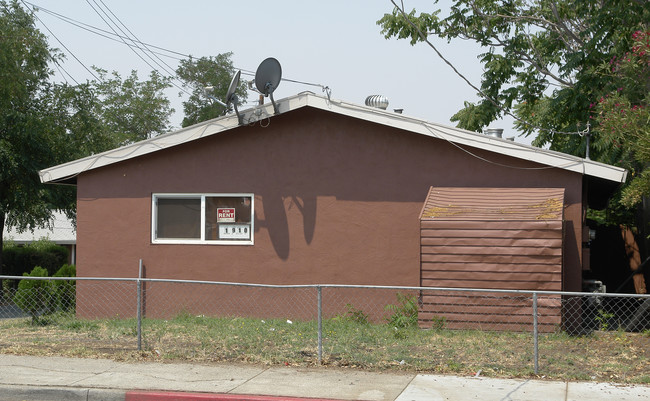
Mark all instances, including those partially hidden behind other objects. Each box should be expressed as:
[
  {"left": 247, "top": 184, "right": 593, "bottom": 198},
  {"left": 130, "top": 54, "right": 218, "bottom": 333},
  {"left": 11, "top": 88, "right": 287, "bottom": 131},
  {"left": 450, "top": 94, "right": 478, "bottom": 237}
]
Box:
[{"left": 217, "top": 208, "right": 235, "bottom": 222}]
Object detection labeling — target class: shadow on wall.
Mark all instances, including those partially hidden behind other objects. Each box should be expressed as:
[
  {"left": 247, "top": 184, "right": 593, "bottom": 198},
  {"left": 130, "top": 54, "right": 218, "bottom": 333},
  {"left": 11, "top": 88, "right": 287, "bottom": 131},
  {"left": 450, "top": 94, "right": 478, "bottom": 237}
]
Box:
[{"left": 255, "top": 194, "right": 317, "bottom": 260}]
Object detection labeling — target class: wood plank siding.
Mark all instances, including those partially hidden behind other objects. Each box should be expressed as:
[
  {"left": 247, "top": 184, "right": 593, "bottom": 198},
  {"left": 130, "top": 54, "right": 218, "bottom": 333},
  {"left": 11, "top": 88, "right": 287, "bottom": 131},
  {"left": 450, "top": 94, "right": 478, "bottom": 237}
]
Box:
[{"left": 419, "top": 188, "right": 565, "bottom": 331}]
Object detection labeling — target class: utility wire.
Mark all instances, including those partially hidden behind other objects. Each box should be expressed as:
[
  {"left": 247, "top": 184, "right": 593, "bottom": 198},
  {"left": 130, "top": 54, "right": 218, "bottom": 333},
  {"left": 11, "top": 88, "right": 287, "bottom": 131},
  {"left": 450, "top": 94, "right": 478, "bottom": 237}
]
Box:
[
  {"left": 95, "top": 0, "right": 178, "bottom": 78},
  {"left": 52, "top": 59, "right": 79, "bottom": 85},
  {"left": 21, "top": 0, "right": 100, "bottom": 81},
  {"left": 389, "top": 0, "right": 588, "bottom": 137},
  {"left": 26, "top": 1, "right": 203, "bottom": 101},
  {"left": 25, "top": 2, "right": 187, "bottom": 60},
  {"left": 83, "top": 0, "right": 192, "bottom": 96},
  {"left": 24, "top": 1, "right": 330, "bottom": 97}
]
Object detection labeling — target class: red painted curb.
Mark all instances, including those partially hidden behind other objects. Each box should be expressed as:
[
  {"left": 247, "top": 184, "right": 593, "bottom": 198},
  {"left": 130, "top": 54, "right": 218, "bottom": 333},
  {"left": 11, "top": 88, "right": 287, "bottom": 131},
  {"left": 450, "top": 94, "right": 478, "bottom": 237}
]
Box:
[{"left": 125, "top": 391, "right": 350, "bottom": 401}]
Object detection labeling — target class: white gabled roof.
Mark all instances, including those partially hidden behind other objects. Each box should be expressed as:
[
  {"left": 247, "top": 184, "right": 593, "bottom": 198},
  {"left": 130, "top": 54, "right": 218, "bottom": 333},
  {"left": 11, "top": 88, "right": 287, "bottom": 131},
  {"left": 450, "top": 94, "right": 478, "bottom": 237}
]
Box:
[
  {"left": 3, "top": 211, "right": 76, "bottom": 245},
  {"left": 39, "top": 92, "right": 627, "bottom": 185}
]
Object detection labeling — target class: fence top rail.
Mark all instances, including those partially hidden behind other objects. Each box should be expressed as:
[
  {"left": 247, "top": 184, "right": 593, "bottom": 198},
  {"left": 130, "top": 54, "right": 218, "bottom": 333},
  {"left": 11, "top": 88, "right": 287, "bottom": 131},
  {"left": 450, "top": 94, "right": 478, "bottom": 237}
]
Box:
[
  {"left": 0, "top": 275, "right": 134, "bottom": 282},
  {"left": 1, "top": 275, "right": 648, "bottom": 299}
]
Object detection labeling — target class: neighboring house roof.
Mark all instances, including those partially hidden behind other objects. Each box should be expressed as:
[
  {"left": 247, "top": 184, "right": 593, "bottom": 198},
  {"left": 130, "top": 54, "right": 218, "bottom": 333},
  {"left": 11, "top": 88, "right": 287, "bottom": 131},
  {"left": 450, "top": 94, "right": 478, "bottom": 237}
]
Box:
[
  {"left": 2, "top": 211, "right": 76, "bottom": 245},
  {"left": 420, "top": 187, "right": 565, "bottom": 221},
  {"left": 39, "top": 92, "right": 627, "bottom": 187}
]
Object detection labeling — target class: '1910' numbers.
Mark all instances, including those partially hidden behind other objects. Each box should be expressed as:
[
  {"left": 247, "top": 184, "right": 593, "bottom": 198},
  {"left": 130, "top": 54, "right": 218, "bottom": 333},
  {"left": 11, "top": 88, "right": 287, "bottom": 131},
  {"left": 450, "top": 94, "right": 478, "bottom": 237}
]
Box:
[
  {"left": 219, "top": 224, "right": 250, "bottom": 239},
  {"left": 223, "top": 226, "right": 247, "bottom": 234}
]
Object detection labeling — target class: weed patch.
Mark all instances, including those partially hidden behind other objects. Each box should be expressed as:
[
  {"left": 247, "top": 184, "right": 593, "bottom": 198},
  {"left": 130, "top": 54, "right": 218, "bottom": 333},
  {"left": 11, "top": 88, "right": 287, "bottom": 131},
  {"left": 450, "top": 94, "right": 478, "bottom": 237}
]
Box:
[{"left": 0, "top": 313, "right": 648, "bottom": 383}]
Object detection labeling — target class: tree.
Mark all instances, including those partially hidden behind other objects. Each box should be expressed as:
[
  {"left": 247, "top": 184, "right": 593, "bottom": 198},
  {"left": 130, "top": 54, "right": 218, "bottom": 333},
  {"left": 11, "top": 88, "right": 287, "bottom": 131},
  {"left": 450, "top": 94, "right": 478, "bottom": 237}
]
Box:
[
  {"left": 176, "top": 53, "right": 247, "bottom": 128},
  {"left": 593, "top": 30, "right": 650, "bottom": 208},
  {"left": 90, "top": 67, "right": 174, "bottom": 144},
  {"left": 43, "top": 68, "right": 174, "bottom": 158},
  {"left": 43, "top": 82, "right": 114, "bottom": 160},
  {"left": 0, "top": 2, "right": 176, "bottom": 276},
  {"left": 378, "top": 0, "right": 650, "bottom": 157},
  {"left": 378, "top": 0, "right": 650, "bottom": 227},
  {"left": 0, "top": 0, "right": 65, "bottom": 274}
]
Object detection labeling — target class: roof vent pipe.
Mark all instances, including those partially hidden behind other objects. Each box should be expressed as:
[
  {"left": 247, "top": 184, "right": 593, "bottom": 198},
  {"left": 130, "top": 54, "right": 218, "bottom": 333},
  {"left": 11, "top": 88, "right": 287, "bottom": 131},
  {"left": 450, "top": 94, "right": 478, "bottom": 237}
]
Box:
[
  {"left": 365, "top": 95, "right": 389, "bottom": 110},
  {"left": 485, "top": 128, "right": 504, "bottom": 138}
]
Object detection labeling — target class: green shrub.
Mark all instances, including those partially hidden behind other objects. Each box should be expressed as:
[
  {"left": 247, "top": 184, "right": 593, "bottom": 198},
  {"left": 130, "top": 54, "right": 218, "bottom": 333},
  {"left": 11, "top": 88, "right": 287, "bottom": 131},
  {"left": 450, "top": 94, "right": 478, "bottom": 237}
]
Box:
[
  {"left": 385, "top": 293, "right": 419, "bottom": 328},
  {"left": 430, "top": 314, "right": 447, "bottom": 330},
  {"left": 595, "top": 309, "right": 616, "bottom": 331},
  {"left": 2, "top": 239, "right": 69, "bottom": 278},
  {"left": 52, "top": 264, "right": 76, "bottom": 312},
  {"left": 334, "top": 303, "right": 370, "bottom": 324},
  {"left": 13, "top": 266, "right": 53, "bottom": 324}
]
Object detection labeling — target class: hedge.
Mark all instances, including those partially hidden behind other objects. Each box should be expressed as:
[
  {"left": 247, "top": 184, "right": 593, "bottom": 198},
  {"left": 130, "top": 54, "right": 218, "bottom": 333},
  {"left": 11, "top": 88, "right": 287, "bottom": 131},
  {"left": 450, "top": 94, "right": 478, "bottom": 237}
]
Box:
[{"left": 2, "top": 240, "right": 69, "bottom": 278}]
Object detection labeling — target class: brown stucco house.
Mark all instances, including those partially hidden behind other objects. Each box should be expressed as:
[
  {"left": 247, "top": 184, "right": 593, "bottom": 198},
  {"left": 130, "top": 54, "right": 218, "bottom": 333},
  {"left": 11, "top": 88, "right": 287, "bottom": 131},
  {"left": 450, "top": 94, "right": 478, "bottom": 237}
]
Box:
[{"left": 40, "top": 92, "right": 626, "bottom": 327}]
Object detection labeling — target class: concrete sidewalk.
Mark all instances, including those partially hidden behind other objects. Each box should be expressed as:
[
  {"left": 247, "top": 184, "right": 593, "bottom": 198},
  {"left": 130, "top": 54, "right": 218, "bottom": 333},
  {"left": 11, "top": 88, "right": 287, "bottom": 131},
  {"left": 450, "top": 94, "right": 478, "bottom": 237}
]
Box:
[{"left": 0, "top": 354, "right": 648, "bottom": 401}]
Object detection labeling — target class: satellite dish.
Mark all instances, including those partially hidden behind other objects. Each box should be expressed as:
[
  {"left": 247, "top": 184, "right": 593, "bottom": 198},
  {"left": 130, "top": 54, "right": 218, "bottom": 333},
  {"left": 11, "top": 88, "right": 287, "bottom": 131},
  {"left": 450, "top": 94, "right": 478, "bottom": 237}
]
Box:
[
  {"left": 226, "top": 70, "right": 242, "bottom": 125},
  {"left": 255, "top": 58, "right": 282, "bottom": 114},
  {"left": 226, "top": 70, "right": 241, "bottom": 105},
  {"left": 255, "top": 57, "right": 282, "bottom": 95}
]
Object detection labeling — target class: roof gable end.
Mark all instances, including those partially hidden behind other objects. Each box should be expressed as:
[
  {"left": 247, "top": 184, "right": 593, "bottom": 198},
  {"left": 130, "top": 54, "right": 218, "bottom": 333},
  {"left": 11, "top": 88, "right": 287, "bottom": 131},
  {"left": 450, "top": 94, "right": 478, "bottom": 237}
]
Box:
[{"left": 39, "top": 92, "right": 627, "bottom": 185}]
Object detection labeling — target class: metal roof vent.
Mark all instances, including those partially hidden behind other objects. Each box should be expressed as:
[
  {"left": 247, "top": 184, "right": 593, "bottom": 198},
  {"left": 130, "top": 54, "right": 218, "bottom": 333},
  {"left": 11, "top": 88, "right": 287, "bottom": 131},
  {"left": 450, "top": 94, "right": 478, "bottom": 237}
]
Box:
[
  {"left": 365, "top": 95, "right": 389, "bottom": 110},
  {"left": 485, "top": 128, "right": 504, "bottom": 138}
]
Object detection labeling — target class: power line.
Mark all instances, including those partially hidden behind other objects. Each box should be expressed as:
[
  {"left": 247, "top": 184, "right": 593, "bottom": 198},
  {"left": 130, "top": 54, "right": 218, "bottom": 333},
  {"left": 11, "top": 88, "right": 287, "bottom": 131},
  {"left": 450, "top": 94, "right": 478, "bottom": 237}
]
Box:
[
  {"left": 20, "top": 0, "right": 100, "bottom": 81},
  {"left": 25, "top": 0, "right": 202, "bottom": 101},
  {"left": 83, "top": 0, "right": 192, "bottom": 97},
  {"left": 94, "top": 0, "right": 178, "bottom": 79},
  {"left": 24, "top": 1, "right": 330, "bottom": 97},
  {"left": 25, "top": 2, "right": 188, "bottom": 60},
  {"left": 52, "top": 59, "right": 79, "bottom": 85}
]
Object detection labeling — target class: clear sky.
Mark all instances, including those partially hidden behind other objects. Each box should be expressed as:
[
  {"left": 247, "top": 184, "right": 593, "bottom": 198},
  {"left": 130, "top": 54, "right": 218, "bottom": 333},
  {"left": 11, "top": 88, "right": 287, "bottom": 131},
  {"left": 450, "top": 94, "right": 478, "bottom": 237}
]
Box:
[{"left": 23, "top": 0, "right": 524, "bottom": 143}]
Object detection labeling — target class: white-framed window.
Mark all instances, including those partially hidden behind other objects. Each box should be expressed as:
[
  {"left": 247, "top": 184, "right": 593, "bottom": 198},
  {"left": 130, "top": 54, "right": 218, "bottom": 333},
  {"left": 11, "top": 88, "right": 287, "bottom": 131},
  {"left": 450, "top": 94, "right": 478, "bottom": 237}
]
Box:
[{"left": 152, "top": 193, "right": 254, "bottom": 245}]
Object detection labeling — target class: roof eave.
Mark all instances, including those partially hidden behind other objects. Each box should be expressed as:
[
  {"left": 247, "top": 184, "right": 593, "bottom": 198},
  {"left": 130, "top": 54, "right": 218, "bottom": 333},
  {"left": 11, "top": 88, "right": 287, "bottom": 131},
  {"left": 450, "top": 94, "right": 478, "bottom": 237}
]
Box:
[{"left": 40, "top": 92, "right": 627, "bottom": 186}]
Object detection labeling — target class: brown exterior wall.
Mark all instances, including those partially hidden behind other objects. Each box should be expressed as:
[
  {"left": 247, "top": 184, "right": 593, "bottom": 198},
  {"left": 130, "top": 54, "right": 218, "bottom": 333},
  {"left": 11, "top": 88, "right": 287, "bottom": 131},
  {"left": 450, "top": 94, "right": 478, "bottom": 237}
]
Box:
[{"left": 75, "top": 107, "right": 585, "bottom": 319}]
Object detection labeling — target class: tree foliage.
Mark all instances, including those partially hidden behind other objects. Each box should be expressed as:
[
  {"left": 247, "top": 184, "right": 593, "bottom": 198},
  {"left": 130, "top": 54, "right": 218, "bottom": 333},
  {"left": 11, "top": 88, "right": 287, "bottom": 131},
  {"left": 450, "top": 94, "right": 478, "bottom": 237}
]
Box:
[
  {"left": 176, "top": 53, "right": 247, "bottom": 128},
  {"left": 90, "top": 67, "right": 173, "bottom": 144},
  {"left": 593, "top": 30, "right": 650, "bottom": 207},
  {"left": 378, "top": 0, "right": 650, "bottom": 212},
  {"left": 0, "top": 0, "right": 65, "bottom": 253},
  {"left": 378, "top": 1, "right": 650, "bottom": 150},
  {"left": 0, "top": 1, "right": 176, "bottom": 274}
]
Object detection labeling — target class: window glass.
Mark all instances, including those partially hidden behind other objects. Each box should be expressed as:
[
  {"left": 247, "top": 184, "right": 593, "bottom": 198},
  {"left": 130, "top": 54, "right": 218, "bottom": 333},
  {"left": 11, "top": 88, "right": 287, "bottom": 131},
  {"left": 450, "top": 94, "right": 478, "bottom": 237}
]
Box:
[
  {"left": 153, "top": 194, "right": 253, "bottom": 244},
  {"left": 205, "top": 196, "right": 252, "bottom": 241},
  {"left": 156, "top": 198, "right": 201, "bottom": 239}
]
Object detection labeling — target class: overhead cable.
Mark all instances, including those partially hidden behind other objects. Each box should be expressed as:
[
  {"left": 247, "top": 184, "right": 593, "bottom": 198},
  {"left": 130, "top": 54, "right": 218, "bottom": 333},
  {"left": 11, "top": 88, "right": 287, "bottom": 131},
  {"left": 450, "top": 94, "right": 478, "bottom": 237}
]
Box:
[
  {"left": 83, "top": 0, "right": 192, "bottom": 96},
  {"left": 95, "top": 0, "right": 178, "bottom": 78},
  {"left": 24, "top": 1, "right": 188, "bottom": 60},
  {"left": 25, "top": 1, "right": 330, "bottom": 97},
  {"left": 21, "top": 0, "right": 100, "bottom": 81}
]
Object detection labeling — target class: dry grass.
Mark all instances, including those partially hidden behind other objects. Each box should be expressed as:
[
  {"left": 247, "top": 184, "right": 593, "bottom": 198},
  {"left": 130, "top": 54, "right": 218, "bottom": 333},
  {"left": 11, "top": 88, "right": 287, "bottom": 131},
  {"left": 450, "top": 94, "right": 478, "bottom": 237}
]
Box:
[{"left": 0, "top": 312, "right": 649, "bottom": 384}]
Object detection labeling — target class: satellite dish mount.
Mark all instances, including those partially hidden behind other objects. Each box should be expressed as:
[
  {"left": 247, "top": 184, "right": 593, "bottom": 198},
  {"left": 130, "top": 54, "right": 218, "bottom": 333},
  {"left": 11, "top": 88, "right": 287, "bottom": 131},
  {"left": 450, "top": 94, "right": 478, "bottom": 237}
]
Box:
[
  {"left": 203, "top": 69, "right": 242, "bottom": 125},
  {"left": 255, "top": 57, "right": 282, "bottom": 114}
]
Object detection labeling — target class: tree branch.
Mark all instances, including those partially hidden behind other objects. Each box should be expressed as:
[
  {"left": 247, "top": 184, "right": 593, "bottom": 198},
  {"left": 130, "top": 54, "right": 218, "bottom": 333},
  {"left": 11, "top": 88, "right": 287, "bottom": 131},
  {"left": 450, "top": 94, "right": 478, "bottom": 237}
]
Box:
[{"left": 549, "top": 1, "right": 585, "bottom": 48}]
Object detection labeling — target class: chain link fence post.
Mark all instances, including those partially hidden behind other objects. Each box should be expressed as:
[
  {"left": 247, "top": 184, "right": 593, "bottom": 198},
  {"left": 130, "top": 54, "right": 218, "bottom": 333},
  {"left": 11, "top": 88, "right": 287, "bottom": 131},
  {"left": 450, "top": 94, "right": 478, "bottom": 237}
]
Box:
[
  {"left": 532, "top": 292, "right": 538, "bottom": 374},
  {"left": 137, "top": 259, "right": 143, "bottom": 351},
  {"left": 317, "top": 285, "right": 322, "bottom": 364}
]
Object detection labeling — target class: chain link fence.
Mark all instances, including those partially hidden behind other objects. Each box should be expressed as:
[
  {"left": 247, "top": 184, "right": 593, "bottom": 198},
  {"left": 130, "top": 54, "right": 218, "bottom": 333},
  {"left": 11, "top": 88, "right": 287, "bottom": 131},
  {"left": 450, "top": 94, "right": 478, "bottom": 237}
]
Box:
[{"left": 1, "top": 274, "right": 649, "bottom": 381}]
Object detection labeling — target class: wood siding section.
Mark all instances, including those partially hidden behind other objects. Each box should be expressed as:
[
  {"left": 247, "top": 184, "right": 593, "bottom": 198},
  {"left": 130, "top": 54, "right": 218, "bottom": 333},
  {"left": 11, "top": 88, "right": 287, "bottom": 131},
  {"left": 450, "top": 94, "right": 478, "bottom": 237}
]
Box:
[{"left": 419, "top": 188, "right": 564, "bottom": 331}]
